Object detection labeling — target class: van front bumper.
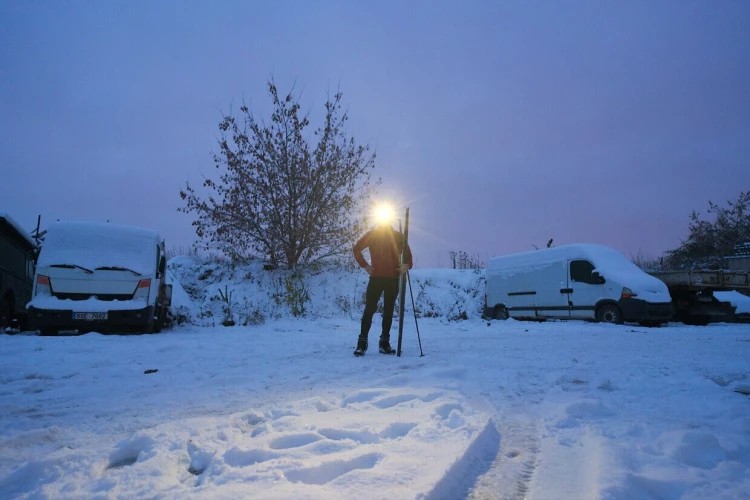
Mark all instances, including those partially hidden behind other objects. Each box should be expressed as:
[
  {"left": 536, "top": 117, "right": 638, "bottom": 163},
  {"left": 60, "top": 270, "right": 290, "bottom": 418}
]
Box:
[
  {"left": 618, "top": 298, "right": 674, "bottom": 322},
  {"left": 28, "top": 305, "right": 155, "bottom": 333}
]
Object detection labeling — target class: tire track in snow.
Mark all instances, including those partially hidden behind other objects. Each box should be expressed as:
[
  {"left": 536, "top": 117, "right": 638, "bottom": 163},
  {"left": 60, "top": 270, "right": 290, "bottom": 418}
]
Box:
[
  {"left": 422, "top": 418, "right": 501, "bottom": 500},
  {"left": 466, "top": 416, "right": 542, "bottom": 500},
  {"left": 420, "top": 414, "right": 541, "bottom": 500},
  {"left": 428, "top": 382, "right": 543, "bottom": 500}
]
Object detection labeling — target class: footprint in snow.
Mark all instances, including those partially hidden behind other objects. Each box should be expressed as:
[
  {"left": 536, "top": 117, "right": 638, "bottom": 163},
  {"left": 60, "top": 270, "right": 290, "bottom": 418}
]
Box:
[
  {"left": 318, "top": 428, "right": 380, "bottom": 444},
  {"left": 341, "top": 390, "right": 388, "bottom": 407},
  {"left": 317, "top": 422, "right": 418, "bottom": 445},
  {"left": 434, "top": 402, "right": 466, "bottom": 429},
  {"left": 372, "top": 394, "right": 420, "bottom": 409},
  {"left": 240, "top": 412, "right": 265, "bottom": 426},
  {"left": 379, "top": 422, "right": 418, "bottom": 439},
  {"left": 107, "top": 436, "right": 155, "bottom": 470},
  {"left": 266, "top": 408, "right": 300, "bottom": 419},
  {"left": 268, "top": 433, "right": 323, "bottom": 450},
  {"left": 435, "top": 402, "right": 463, "bottom": 420},
  {"left": 285, "top": 452, "right": 383, "bottom": 485},
  {"left": 223, "top": 447, "right": 280, "bottom": 467},
  {"left": 369, "top": 391, "right": 443, "bottom": 409},
  {"left": 187, "top": 440, "right": 214, "bottom": 476}
]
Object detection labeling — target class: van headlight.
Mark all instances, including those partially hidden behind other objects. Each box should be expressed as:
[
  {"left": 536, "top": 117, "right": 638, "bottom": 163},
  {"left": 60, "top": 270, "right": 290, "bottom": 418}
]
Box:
[
  {"left": 36, "top": 275, "right": 52, "bottom": 296},
  {"left": 134, "top": 279, "right": 151, "bottom": 301}
]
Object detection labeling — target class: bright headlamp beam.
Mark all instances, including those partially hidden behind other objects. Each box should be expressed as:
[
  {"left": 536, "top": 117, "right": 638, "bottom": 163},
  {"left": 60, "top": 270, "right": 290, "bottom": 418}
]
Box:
[{"left": 374, "top": 204, "right": 395, "bottom": 224}]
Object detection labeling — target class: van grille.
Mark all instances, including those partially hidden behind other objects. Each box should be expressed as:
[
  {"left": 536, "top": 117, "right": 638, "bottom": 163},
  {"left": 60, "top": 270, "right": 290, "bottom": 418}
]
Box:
[{"left": 53, "top": 292, "right": 134, "bottom": 301}]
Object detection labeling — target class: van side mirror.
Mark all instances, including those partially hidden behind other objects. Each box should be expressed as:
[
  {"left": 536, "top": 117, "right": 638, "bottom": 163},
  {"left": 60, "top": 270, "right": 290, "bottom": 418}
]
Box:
[{"left": 591, "top": 271, "right": 605, "bottom": 285}]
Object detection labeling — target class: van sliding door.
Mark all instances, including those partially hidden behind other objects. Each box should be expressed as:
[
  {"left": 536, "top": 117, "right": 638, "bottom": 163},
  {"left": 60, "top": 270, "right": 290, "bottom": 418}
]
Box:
[{"left": 534, "top": 260, "right": 571, "bottom": 318}]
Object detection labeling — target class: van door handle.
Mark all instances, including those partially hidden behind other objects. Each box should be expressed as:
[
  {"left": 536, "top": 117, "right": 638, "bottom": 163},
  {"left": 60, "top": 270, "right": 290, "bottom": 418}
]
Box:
[{"left": 560, "top": 288, "right": 573, "bottom": 294}]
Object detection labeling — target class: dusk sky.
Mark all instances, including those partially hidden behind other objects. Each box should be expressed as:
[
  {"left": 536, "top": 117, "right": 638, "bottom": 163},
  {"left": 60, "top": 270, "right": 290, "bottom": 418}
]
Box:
[{"left": 2, "top": 1, "right": 749, "bottom": 268}]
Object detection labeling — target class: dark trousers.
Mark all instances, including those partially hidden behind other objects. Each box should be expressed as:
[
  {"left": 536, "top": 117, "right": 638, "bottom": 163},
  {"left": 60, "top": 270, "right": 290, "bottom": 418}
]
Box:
[{"left": 360, "top": 277, "right": 400, "bottom": 343}]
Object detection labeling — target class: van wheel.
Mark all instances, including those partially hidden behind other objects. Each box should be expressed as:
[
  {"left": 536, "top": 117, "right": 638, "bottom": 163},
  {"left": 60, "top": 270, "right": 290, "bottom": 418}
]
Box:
[
  {"left": 493, "top": 306, "right": 509, "bottom": 320},
  {"left": 597, "top": 304, "right": 623, "bottom": 324}
]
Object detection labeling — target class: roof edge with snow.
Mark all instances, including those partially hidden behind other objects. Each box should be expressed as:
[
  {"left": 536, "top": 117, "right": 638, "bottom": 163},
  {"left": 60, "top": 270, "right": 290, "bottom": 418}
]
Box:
[{"left": 0, "top": 212, "right": 36, "bottom": 249}]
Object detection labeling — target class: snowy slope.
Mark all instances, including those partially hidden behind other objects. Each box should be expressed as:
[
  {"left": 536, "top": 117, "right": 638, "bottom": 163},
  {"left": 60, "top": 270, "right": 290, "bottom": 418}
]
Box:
[{"left": 167, "top": 256, "right": 485, "bottom": 326}]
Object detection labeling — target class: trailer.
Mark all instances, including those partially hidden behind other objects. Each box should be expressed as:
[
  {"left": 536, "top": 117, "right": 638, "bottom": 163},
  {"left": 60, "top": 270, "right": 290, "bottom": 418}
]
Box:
[
  {"left": 648, "top": 270, "right": 750, "bottom": 325},
  {"left": 0, "top": 212, "right": 36, "bottom": 331}
]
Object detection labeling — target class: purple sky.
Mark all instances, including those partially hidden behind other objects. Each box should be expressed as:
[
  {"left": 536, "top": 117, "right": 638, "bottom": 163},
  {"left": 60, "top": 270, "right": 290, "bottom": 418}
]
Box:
[{"left": 2, "top": 1, "right": 749, "bottom": 268}]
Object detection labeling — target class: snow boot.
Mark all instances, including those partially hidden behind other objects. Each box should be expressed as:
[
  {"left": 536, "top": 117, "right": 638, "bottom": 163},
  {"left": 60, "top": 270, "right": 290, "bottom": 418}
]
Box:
[
  {"left": 354, "top": 339, "right": 368, "bottom": 357},
  {"left": 379, "top": 340, "right": 396, "bottom": 355}
]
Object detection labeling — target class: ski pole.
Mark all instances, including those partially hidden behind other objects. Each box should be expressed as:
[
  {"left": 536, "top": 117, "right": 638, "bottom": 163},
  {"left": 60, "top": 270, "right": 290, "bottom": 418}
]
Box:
[{"left": 406, "top": 270, "right": 424, "bottom": 356}]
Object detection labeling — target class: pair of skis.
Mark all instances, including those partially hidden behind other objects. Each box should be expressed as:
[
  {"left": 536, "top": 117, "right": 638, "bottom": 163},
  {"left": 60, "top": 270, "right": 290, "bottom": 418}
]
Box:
[{"left": 397, "top": 208, "right": 424, "bottom": 357}]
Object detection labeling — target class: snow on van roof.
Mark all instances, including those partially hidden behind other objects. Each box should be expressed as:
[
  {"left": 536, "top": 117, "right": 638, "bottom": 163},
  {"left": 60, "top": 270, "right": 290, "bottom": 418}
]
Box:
[
  {"left": 488, "top": 244, "right": 631, "bottom": 270},
  {"left": 37, "top": 221, "right": 161, "bottom": 276},
  {"left": 0, "top": 211, "right": 36, "bottom": 248},
  {"left": 488, "top": 243, "right": 670, "bottom": 299}
]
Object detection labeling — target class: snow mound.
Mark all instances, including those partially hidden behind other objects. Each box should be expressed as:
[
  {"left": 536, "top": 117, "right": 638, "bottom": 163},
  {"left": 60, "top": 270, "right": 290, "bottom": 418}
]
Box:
[
  {"left": 715, "top": 291, "right": 750, "bottom": 314},
  {"left": 167, "top": 256, "right": 485, "bottom": 325}
]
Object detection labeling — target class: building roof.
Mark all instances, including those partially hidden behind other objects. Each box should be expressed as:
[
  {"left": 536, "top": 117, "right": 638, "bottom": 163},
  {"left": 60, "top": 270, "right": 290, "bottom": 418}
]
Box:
[
  {"left": 729, "top": 242, "right": 750, "bottom": 258},
  {"left": 0, "top": 212, "right": 36, "bottom": 250}
]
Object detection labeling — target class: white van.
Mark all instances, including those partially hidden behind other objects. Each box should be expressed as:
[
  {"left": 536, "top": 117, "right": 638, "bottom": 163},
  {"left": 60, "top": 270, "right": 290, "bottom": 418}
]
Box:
[
  {"left": 28, "top": 221, "right": 172, "bottom": 335},
  {"left": 483, "top": 244, "right": 674, "bottom": 325}
]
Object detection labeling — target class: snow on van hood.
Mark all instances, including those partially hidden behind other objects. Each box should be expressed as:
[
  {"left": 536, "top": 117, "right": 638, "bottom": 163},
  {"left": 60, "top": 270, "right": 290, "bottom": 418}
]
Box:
[
  {"left": 488, "top": 244, "right": 672, "bottom": 303},
  {"left": 37, "top": 221, "right": 161, "bottom": 277},
  {"left": 579, "top": 244, "right": 672, "bottom": 301}
]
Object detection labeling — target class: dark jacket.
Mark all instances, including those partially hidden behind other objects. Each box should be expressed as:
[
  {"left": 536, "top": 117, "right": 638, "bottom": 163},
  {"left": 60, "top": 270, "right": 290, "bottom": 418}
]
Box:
[{"left": 353, "top": 225, "right": 413, "bottom": 278}]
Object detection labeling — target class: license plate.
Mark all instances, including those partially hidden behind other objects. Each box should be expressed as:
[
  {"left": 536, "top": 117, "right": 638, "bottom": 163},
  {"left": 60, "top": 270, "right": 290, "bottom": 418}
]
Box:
[{"left": 73, "top": 312, "right": 108, "bottom": 321}]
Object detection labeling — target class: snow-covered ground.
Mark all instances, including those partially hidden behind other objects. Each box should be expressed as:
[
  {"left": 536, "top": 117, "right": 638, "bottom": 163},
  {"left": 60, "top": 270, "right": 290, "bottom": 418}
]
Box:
[
  {"left": 2, "top": 320, "right": 749, "bottom": 498},
  {"left": 2, "top": 259, "right": 749, "bottom": 499}
]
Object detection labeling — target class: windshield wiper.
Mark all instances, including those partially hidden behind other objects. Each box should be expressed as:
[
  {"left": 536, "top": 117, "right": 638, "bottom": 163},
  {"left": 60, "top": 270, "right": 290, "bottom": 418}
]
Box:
[
  {"left": 49, "top": 264, "right": 94, "bottom": 274},
  {"left": 95, "top": 266, "right": 142, "bottom": 276}
]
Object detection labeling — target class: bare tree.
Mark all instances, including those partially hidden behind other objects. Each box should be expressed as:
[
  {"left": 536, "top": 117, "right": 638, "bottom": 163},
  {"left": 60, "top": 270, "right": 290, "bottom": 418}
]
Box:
[
  {"left": 449, "top": 250, "right": 486, "bottom": 270},
  {"left": 179, "top": 80, "right": 379, "bottom": 269}
]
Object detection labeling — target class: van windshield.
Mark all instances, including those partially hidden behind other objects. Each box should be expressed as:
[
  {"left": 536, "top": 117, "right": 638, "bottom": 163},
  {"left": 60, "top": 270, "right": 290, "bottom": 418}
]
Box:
[
  {"left": 94, "top": 266, "right": 142, "bottom": 276},
  {"left": 37, "top": 222, "right": 158, "bottom": 277},
  {"left": 49, "top": 263, "right": 94, "bottom": 274}
]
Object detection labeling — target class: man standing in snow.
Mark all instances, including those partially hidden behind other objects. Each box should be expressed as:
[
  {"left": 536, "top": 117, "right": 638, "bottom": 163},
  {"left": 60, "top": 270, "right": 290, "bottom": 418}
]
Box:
[{"left": 352, "top": 218, "right": 413, "bottom": 356}]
